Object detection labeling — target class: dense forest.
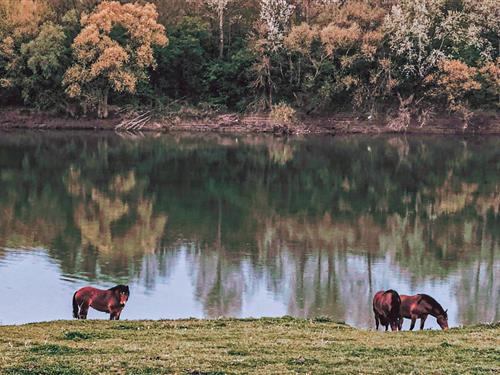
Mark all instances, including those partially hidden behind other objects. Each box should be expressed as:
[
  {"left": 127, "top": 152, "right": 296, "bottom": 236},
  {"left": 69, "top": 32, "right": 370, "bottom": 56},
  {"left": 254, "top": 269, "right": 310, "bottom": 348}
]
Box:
[{"left": 0, "top": 0, "right": 498, "bottom": 123}]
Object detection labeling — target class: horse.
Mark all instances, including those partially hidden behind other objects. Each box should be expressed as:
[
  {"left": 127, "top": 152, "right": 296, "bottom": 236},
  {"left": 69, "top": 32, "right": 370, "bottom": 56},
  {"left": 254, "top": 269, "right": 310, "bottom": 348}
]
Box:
[
  {"left": 372, "top": 289, "right": 401, "bottom": 331},
  {"left": 72, "top": 285, "right": 130, "bottom": 320},
  {"left": 399, "top": 294, "right": 448, "bottom": 330}
]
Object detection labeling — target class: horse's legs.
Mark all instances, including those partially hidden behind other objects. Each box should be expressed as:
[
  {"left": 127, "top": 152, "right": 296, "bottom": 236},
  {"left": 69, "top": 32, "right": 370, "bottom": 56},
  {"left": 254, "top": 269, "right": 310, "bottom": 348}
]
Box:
[
  {"left": 420, "top": 314, "right": 428, "bottom": 330},
  {"left": 109, "top": 309, "right": 122, "bottom": 320},
  {"left": 374, "top": 312, "right": 380, "bottom": 330},
  {"left": 79, "top": 301, "right": 89, "bottom": 319},
  {"left": 409, "top": 316, "right": 417, "bottom": 331}
]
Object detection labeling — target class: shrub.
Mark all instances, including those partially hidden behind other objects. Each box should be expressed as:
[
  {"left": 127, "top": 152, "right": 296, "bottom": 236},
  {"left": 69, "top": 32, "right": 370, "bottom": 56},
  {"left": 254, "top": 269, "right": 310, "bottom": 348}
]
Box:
[{"left": 270, "top": 102, "right": 296, "bottom": 124}]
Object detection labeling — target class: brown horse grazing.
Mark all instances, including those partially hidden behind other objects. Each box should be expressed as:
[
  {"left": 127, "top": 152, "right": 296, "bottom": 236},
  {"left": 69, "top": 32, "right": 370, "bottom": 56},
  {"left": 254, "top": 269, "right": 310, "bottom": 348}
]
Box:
[
  {"left": 399, "top": 294, "right": 448, "bottom": 330},
  {"left": 73, "top": 285, "right": 130, "bottom": 320},
  {"left": 373, "top": 289, "right": 401, "bottom": 331}
]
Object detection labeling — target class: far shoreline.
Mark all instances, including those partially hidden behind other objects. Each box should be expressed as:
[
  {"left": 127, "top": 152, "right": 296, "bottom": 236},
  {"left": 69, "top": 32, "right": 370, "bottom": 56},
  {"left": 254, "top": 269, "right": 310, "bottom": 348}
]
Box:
[{"left": 1, "top": 107, "right": 499, "bottom": 136}]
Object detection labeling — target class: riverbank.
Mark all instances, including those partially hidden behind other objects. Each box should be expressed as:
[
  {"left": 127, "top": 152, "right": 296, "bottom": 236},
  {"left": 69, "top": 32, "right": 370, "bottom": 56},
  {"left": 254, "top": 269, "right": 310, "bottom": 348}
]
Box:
[
  {"left": 1, "top": 107, "right": 499, "bottom": 135},
  {"left": 0, "top": 318, "right": 498, "bottom": 374}
]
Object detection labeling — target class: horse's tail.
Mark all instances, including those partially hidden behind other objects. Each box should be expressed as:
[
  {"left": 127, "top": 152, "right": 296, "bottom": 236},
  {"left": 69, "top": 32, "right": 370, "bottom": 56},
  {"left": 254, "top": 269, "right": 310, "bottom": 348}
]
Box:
[
  {"left": 385, "top": 289, "right": 401, "bottom": 321},
  {"left": 72, "top": 292, "right": 79, "bottom": 319}
]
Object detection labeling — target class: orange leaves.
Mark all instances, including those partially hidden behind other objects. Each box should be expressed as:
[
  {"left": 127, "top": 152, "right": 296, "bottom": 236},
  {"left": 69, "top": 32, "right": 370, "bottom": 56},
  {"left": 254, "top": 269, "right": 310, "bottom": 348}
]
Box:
[
  {"left": 136, "top": 45, "right": 155, "bottom": 68},
  {"left": 284, "top": 23, "right": 317, "bottom": 55},
  {"left": 63, "top": 1, "right": 168, "bottom": 109},
  {"left": 0, "top": 0, "right": 53, "bottom": 40},
  {"left": 109, "top": 70, "right": 136, "bottom": 93},
  {"left": 478, "top": 59, "right": 500, "bottom": 98},
  {"left": 320, "top": 24, "right": 361, "bottom": 56},
  {"left": 436, "top": 59, "right": 481, "bottom": 112},
  {"left": 438, "top": 60, "right": 480, "bottom": 93},
  {"left": 80, "top": 2, "right": 167, "bottom": 46},
  {"left": 318, "top": 1, "right": 384, "bottom": 58}
]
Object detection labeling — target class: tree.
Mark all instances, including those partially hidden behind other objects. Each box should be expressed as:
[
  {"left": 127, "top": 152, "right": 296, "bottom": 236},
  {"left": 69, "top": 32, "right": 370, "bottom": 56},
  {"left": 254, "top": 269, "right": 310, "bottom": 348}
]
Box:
[
  {"left": 0, "top": 0, "right": 53, "bottom": 103},
  {"left": 206, "top": 0, "right": 231, "bottom": 58},
  {"left": 0, "top": 0, "right": 53, "bottom": 41},
  {"left": 153, "top": 16, "right": 211, "bottom": 100},
  {"left": 251, "top": 0, "right": 295, "bottom": 108},
  {"left": 63, "top": 1, "right": 168, "bottom": 118},
  {"left": 20, "top": 21, "right": 69, "bottom": 109}
]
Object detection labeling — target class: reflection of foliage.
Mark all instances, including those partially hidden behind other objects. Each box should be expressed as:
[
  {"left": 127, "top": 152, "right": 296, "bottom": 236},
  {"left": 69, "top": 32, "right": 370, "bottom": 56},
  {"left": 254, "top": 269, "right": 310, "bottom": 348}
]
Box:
[
  {"left": 67, "top": 167, "right": 167, "bottom": 272},
  {"left": 0, "top": 133, "right": 498, "bottom": 322}
]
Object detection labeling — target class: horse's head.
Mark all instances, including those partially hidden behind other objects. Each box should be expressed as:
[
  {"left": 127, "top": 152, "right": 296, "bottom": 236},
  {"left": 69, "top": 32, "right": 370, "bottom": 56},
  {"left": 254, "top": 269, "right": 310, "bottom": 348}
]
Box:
[
  {"left": 437, "top": 309, "right": 448, "bottom": 330},
  {"left": 115, "top": 285, "right": 130, "bottom": 307}
]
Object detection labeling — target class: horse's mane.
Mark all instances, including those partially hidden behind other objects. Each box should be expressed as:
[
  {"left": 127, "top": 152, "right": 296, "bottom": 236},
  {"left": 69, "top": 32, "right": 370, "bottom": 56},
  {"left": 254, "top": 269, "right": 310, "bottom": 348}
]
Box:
[
  {"left": 419, "top": 294, "right": 446, "bottom": 316},
  {"left": 108, "top": 285, "right": 129, "bottom": 294},
  {"left": 384, "top": 289, "right": 400, "bottom": 299}
]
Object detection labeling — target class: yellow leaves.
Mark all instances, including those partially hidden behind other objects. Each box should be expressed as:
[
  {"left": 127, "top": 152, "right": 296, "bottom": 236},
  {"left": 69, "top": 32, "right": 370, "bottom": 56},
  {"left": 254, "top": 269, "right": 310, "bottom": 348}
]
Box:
[
  {"left": 63, "top": 65, "right": 87, "bottom": 97},
  {"left": 284, "top": 23, "right": 317, "bottom": 55},
  {"left": 479, "top": 59, "right": 500, "bottom": 93},
  {"left": 437, "top": 59, "right": 481, "bottom": 112},
  {"left": 0, "top": 0, "right": 53, "bottom": 39},
  {"left": 109, "top": 70, "right": 136, "bottom": 93},
  {"left": 361, "top": 30, "right": 383, "bottom": 58},
  {"left": 0, "top": 37, "right": 15, "bottom": 56},
  {"left": 337, "top": 1, "right": 385, "bottom": 29},
  {"left": 64, "top": 1, "right": 168, "bottom": 104},
  {"left": 320, "top": 23, "right": 361, "bottom": 56},
  {"left": 0, "top": 36, "right": 21, "bottom": 87},
  {"left": 439, "top": 60, "right": 480, "bottom": 91},
  {"left": 136, "top": 45, "right": 154, "bottom": 68},
  {"left": 80, "top": 1, "right": 167, "bottom": 47},
  {"left": 0, "top": 37, "right": 16, "bottom": 76},
  {"left": 66, "top": 83, "right": 82, "bottom": 98},
  {"left": 90, "top": 44, "right": 129, "bottom": 78},
  {"left": 341, "top": 75, "right": 359, "bottom": 90},
  {"left": 317, "top": 2, "right": 384, "bottom": 58}
]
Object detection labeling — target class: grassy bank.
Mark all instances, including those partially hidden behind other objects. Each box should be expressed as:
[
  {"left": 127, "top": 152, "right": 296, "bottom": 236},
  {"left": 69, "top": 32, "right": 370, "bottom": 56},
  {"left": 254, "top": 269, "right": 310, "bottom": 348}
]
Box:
[{"left": 0, "top": 318, "right": 498, "bottom": 374}]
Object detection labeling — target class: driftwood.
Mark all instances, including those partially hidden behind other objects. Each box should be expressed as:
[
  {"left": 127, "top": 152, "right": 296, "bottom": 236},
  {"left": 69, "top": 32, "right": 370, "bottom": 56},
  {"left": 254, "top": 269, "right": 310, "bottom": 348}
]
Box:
[
  {"left": 216, "top": 113, "right": 239, "bottom": 126},
  {"left": 115, "top": 111, "right": 152, "bottom": 131}
]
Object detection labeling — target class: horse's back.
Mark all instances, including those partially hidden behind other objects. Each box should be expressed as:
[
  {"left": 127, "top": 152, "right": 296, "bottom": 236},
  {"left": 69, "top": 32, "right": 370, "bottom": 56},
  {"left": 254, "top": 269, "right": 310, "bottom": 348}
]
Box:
[
  {"left": 400, "top": 294, "right": 416, "bottom": 317},
  {"left": 76, "top": 286, "right": 100, "bottom": 294},
  {"left": 74, "top": 286, "right": 105, "bottom": 301},
  {"left": 373, "top": 289, "right": 400, "bottom": 318}
]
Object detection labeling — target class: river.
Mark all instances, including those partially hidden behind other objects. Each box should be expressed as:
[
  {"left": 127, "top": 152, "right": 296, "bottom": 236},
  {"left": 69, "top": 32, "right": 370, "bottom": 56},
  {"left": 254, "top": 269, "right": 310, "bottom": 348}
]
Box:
[{"left": 0, "top": 131, "right": 498, "bottom": 328}]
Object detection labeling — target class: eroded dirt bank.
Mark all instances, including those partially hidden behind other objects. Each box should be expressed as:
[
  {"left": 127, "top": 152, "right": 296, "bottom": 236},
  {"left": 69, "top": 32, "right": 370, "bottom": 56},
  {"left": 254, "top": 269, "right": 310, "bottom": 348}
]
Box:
[{"left": 1, "top": 107, "right": 499, "bottom": 135}]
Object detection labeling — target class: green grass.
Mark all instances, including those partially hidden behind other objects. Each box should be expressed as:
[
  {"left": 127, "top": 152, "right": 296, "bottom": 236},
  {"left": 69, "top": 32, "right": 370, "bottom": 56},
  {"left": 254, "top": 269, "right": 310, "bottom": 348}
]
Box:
[{"left": 0, "top": 318, "right": 498, "bottom": 374}]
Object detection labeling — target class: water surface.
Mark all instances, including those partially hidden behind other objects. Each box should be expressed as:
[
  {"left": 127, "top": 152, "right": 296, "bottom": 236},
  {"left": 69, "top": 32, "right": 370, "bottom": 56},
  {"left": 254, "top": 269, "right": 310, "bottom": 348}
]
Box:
[{"left": 0, "top": 131, "right": 498, "bottom": 328}]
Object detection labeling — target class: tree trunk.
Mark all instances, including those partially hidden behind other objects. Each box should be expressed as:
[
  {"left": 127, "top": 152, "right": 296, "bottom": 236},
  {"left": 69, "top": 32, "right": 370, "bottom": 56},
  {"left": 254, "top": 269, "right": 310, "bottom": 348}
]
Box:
[
  {"left": 218, "top": 5, "right": 224, "bottom": 58},
  {"left": 267, "top": 60, "right": 272, "bottom": 108},
  {"left": 97, "top": 89, "right": 109, "bottom": 119}
]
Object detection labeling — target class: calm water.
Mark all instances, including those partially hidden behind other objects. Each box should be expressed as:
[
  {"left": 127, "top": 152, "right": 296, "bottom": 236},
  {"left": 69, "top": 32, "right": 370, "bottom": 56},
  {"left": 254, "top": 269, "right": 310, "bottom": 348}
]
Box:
[{"left": 0, "top": 131, "right": 498, "bottom": 328}]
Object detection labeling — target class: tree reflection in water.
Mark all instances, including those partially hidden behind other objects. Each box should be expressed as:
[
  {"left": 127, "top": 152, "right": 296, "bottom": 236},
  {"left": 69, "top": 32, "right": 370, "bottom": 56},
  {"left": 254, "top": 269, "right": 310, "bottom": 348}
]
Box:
[{"left": 0, "top": 132, "right": 498, "bottom": 325}]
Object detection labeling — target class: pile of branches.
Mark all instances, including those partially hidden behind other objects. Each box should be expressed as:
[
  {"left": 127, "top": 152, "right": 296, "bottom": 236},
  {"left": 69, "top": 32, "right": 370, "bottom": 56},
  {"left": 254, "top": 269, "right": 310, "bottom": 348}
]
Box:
[{"left": 115, "top": 110, "right": 151, "bottom": 131}]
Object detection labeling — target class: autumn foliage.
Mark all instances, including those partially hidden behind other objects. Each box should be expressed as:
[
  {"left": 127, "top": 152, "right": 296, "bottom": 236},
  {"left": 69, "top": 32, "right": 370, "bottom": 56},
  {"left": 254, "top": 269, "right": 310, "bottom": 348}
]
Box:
[
  {"left": 0, "top": 0, "right": 498, "bottom": 120},
  {"left": 63, "top": 1, "right": 167, "bottom": 118}
]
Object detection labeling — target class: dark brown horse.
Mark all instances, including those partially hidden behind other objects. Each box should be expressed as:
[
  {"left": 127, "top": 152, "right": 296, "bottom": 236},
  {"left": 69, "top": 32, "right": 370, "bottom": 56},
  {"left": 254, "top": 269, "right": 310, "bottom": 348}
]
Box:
[
  {"left": 399, "top": 294, "right": 448, "bottom": 330},
  {"left": 373, "top": 289, "right": 401, "bottom": 331},
  {"left": 73, "top": 285, "right": 130, "bottom": 320}
]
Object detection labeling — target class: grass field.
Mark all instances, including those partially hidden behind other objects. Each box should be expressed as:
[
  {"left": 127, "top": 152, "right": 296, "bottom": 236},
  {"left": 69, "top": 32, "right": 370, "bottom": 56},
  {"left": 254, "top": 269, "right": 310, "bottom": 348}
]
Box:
[{"left": 0, "top": 317, "right": 498, "bottom": 374}]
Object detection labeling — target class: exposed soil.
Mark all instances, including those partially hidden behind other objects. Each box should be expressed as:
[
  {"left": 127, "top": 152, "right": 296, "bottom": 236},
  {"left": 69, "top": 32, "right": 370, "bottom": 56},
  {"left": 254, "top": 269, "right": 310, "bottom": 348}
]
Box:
[{"left": 1, "top": 107, "right": 499, "bottom": 135}]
